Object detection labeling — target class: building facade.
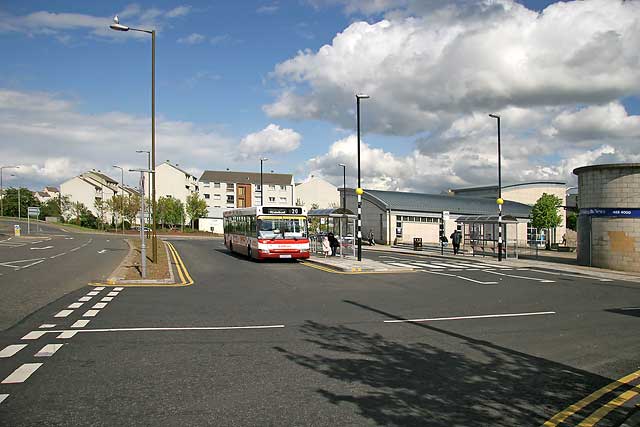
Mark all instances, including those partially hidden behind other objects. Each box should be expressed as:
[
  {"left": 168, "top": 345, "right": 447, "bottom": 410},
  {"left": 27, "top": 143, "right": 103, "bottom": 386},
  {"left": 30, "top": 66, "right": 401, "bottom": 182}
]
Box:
[
  {"left": 155, "top": 161, "right": 199, "bottom": 208},
  {"left": 574, "top": 163, "right": 640, "bottom": 272},
  {"left": 295, "top": 176, "right": 340, "bottom": 209}
]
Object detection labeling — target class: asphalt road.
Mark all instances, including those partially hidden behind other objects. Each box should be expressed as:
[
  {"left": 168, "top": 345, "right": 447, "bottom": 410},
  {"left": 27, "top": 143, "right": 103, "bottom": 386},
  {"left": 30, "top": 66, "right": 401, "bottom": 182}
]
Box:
[{"left": 0, "top": 237, "right": 639, "bottom": 426}]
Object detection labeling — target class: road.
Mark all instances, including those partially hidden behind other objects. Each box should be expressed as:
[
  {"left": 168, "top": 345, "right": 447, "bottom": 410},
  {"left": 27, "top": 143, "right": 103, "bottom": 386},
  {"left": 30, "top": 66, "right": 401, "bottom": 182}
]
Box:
[{"left": 0, "top": 237, "right": 639, "bottom": 426}]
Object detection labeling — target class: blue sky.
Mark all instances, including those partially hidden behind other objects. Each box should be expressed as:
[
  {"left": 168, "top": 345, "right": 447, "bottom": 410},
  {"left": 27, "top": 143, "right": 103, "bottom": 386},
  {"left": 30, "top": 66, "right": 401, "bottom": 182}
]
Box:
[{"left": 1, "top": 0, "right": 639, "bottom": 192}]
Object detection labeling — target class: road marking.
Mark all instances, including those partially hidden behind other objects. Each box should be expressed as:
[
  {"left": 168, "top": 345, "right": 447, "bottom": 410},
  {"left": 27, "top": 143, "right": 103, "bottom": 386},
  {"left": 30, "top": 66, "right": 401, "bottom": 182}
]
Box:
[
  {"left": 79, "top": 296, "right": 92, "bottom": 302},
  {"left": 483, "top": 270, "right": 555, "bottom": 283},
  {"left": 620, "top": 307, "right": 640, "bottom": 311},
  {"left": 543, "top": 368, "right": 640, "bottom": 426},
  {"left": 68, "top": 303, "right": 83, "bottom": 309},
  {"left": 57, "top": 331, "right": 77, "bottom": 339},
  {"left": 0, "top": 344, "right": 27, "bottom": 358},
  {"left": 92, "top": 302, "right": 107, "bottom": 309},
  {"left": 409, "top": 262, "right": 445, "bottom": 268},
  {"left": 0, "top": 258, "right": 45, "bottom": 270},
  {"left": 98, "top": 249, "right": 107, "bottom": 254},
  {"left": 30, "top": 246, "right": 54, "bottom": 250},
  {"left": 54, "top": 309, "right": 74, "bottom": 318},
  {"left": 87, "top": 291, "right": 99, "bottom": 296},
  {"left": 578, "top": 388, "right": 640, "bottom": 427},
  {"left": 387, "top": 262, "right": 419, "bottom": 269},
  {"left": 49, "top": 252, "right": 66, "bottom": 259},
  {"left": 22, "top": 331, "right": 46, "bottom": 340},
  {"left": 94, "top": 286, "right": 105, "bottom": 291},
  {"left": 83, "top": 310, "right": 100, "bottom": 317},
  {"left": 101, "top": 296, "right": 113, "bottom": 302},
  {"left": 2, "top": 363, "right": 43, "bottom": 384},
  {"left": 69, "top": 246, "right": 82, "bottom": 252},
  {"left": 422, "top": 270, "right": 498, "bottom": 285},
  {"left": 39, "top": 324, "right": 56, "bottom": 329},
  {"left": 35, "top": 344, "right": 64, "bottom": 357},
  {"left": 71, "top": 320, "right": 90, "bottom": 328},
  {"left": 42, "top": 324, "right": 287, "bottom": 335},
  {"left": 114, "top": 287, "right": 124, "bottom": 291},
  {"left": 384, "top": 311, "right": 556, "bottom": 323},
  {"left": 0, "top": 394, "right": 8, "bottom": 404},
  {"left": 518, "top": 268, "right": 614, "bottom": 282},
  {"left": 65, "top": 237, "right": 74, "bottom": 240},
  {"left": 107, "top": 292, "right": 119, "bottom": 297}
]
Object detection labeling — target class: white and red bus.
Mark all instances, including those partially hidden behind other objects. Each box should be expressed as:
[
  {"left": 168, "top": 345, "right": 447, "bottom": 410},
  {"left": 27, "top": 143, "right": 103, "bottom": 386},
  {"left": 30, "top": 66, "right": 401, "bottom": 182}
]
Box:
[{"left": 223, "top": 206, "right": 310, "bottom": 260}]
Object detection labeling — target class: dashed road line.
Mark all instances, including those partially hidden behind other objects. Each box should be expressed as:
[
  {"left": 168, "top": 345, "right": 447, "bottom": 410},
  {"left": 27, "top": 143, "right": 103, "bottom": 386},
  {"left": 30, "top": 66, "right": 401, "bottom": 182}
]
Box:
[
  {"left": 2, "top": 363, "right": 43, "bottom": 384},
  {"left": 0, "top": 344, "right": 27, "bottom": 358},
  {"left": 49, "top": 252, "right": 66, "bottom": 259},
  {"left": 384, "top": 311, "right": 556, "bottom": 324},
  {"left": 94, "top": 286, "right": 105, "bottom": 291},
  {"left": 483, "top": 270, "right": 555, "bottom": 283},
  {"left": 87, "top": 291, "right": 99, "bottom": 296},
  {"left": 114, "top": 287, "right": 124, "bottom": 291},
  {"left": 83, "top": 310, "right": 100, "bottom": 317},
  {"left": 518, "top": 268, "right": 614, "bottom": 282},
  {"left": 34, "top": 344, "right": 64, "bottom": 357},
  {"left": 30, "top": 246, "right": 54, "bottom": 250},
  {"left": 0, "top": 394, "right": 8, "bottom": 404},
  {"left": 101, "top": 297, "right": 113, "bottom": 302},
  {"left": 57, "top": 331, "right": 77, "bottom": 339},
  {"left": 39, "top": 324, "right": 56, "bottom": 329},
  {"left": 78, "top": 296, "right": 92, "bottom": 302},
  {"left": 68, "top": 303, "right": 83, "bottom": 309},
  {"left": 21, "top": 331, "right": 46, "bottom": 340},
  {"left": 422, "top": 269, "right": 498, "bottom": 285},
  {"left": 107, "top": 292, "right": 119, "bottom": 297},
  {"left": 71, "top": 320, "right": 90, "bottom": 328},
  {"left": 92, "top": 302, "right": 107, "bottom": 309},
  {"left": 54, "top": 309, "right": 74, "bottom": 318}
]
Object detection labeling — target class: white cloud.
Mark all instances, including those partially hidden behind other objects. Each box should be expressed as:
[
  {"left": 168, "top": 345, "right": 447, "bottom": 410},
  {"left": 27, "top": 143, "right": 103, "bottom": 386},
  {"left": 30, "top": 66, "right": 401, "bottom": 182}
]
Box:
[
  {"left": 166, "top": 6, "right": 191, "bottom": 18},
  {"left": 551, "top": 102, "right": 640, "bottom": 142},
  {"left": 178, "top": 33, "right": 205, "bottom": 44},
  {"left": 257, "top": 4, "right": 280, "bottom": 14},
  {"left": 0, "top": 89, "right": 234, "bottom": 189},
  {"left": 238, "top": 124, "right": 302, "bottom": 159},
  {"left": 307, "top": 0, "right": 407, "bottom": 15}
]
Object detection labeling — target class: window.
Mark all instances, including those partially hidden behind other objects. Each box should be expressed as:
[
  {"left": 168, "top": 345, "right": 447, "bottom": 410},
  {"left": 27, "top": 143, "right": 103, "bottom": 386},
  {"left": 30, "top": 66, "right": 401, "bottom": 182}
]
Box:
[
  {"left": 203, "top": 182, "right": 210, "bottom": 188},
  {"left": 279, "top": 185, "right": 287, "bottom": 190},
  {"left": 268, "top": 197, "right": 276, "bottom": 202},
  {"left": 279, "top": 197, "right": 287, "bottom": 202},
  {"left": 269, "top": 185, "right": 276, "bottom": 190},
  {"left": 214, "top": 194, "right": 221, "bottom": 200},
  {"left": 204, "top": 194, "right": 210, "bottom": 199},
  {"left": 227, "top": 195, "right": 234, "bottom": 204},
  {"left": 256, "top": 185, "right": 261, "bottom": 191},
  {"left": 214, "top": 182, "right": 220, "bottom": 188}
]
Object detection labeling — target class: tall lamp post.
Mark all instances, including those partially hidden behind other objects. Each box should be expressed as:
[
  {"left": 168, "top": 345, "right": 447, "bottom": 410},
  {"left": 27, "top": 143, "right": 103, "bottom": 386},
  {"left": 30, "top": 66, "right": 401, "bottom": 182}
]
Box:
[
  {"left": 355, "top": 93, "right": 369, "bottom": 262},
  {"left": 489, "top": 114, "right": 503, "bottom": 261},
  {"left": 111, "top": 16, "right": 157, "bottom": 263},
  {"left": 136, "top": 150, "right": 152, "bottom": 232},
  {"left": 260, "top": 158, "right": 268, "bottom": 206},
  {"left": 112, "top": 165, "right": 125, "bottom": 234},
  {"left": 1, "top": 165, "right": 19, "bottom": 217},
  {"left": 338, "top": 164, "right": 346, "bottom": 211}
]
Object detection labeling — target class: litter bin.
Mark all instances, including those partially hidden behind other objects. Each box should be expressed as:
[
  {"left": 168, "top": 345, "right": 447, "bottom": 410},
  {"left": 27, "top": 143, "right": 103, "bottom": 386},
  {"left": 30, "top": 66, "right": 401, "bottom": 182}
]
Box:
[{"left": 413, "top": 237, "right": 422, "bottom": 251}]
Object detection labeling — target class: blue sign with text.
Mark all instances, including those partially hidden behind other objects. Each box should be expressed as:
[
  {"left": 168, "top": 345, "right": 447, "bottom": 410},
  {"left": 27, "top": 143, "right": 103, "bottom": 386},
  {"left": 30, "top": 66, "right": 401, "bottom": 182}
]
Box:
[{"left": 580, "top": 208, "right": 640, "bottom": 218}]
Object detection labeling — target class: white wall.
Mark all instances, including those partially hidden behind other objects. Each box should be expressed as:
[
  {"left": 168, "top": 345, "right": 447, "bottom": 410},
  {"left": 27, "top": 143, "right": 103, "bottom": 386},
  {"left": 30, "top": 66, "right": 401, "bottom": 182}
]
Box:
[{"left": 295, "top": 177, "right": 340, "bottom": 208}]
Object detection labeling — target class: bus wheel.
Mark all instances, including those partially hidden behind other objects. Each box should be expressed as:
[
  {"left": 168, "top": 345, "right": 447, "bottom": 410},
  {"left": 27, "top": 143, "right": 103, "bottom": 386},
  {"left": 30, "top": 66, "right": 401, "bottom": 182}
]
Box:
[{"left": 247, "top": 246, "right": 253, "bottom": 259}]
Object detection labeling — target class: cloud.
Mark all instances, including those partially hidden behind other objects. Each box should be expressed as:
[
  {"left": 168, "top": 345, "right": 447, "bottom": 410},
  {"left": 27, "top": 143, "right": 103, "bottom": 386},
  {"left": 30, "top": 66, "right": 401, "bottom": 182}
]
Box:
[
  {"left": 210, "top": 34, "right": 230, "bottom": 45},
  {"left": 307, "top": 0, "right": 407, "bottom": 15},
  {"left": 177, "top": 32, "right": 205, "bottom": 44},
  {"left": 551, "top": 102, "right": 640, "bottom": 142},
  {"left": 266, "top": 0, "right": 640, "bottom": 136},
  {"left": 0, "top": 88, "right": 234, "bottom": 189},
  {"left": 237, "top": 124, "right": 302, "bottom": 160},
  {"left": 184, "top": 71, "right": 221, "bottom": 88},
  {"left": 0, "top": 3, "right": 192, "bottom": 41},
  {"left": 257, "top": 4, "right": 280, "bottom": 14}
]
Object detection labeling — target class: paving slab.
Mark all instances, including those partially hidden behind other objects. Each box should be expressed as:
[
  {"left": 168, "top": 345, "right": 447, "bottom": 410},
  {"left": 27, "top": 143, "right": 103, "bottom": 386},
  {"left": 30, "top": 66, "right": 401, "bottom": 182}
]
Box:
[{"left": 305, "top": 254, "right": 417, "bottom": 272}]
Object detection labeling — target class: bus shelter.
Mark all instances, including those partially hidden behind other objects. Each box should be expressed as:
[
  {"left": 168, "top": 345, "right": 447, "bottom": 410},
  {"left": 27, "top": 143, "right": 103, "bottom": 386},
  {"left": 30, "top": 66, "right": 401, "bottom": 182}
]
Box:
[
  {"left": 308, "top": 208, "right": 357, "bottom": 257},
  {"left": 455, "top": 215, "right": 520, "bottom": 259}
]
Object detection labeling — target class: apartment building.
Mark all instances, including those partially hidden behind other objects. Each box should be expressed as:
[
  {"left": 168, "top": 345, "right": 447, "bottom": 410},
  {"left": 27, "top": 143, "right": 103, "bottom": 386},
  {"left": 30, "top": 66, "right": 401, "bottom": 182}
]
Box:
[
  {"left": 155, "top": 161, "right": 199, "bottom": 206},
  {"left": 35, "top": 186, "right": 60, "bottom": 204},
  {"left": 295, "top": 176, "right": 340, "bottom": 209}
]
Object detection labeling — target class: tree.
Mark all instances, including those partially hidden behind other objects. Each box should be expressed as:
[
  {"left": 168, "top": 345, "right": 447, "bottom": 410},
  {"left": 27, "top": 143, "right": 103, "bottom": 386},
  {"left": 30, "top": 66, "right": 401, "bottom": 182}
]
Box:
[
  {"left": 70, "top": 201, "right": 98, "bottom": 228},
  {"left": 157, "top": 196, "right": 184, "bottom": 229},
  {"left": 1, "top": 188, "right": 39, "bottom": 218},
  {"left": 531, "top": 193, "right": 563, "bottom": 249},
  {"left": 39, "top": 199, "right": 62, "bottom": 219},
  {"left": 186, "top": 193, "right": 207, "bottom": 229},
  {"left": 566, "top": 212, "right": 577, "bottom": 231}
]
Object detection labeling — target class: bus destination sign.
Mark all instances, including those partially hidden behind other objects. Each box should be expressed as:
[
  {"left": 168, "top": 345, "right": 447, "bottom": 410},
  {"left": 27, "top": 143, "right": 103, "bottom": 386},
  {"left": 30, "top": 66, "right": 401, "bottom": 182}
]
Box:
[{"left": 262, "top": 207, "right": 303, "bottom": 215}]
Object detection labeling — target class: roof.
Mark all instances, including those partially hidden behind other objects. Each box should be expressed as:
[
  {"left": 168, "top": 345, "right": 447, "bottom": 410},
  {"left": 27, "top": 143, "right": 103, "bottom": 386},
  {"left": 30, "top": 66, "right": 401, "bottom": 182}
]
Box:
[
  {"left": 45, "top": 186, "right": 59, "bottom": 192},
  {"left": 160, "top": 161, "right": 194, "bottom": 178},
  {"left": 348, "top": 188, "right": 532, "bottom": 217},
  {"left": 85, "top": 171, "right": 118, "bottom": 185},
  {"left": 573, "top": 163, "right": 640, "bottom": 175},
  {"left": 37, "top": 191, "right": 50, "bottom": 197},
  {"left": 199, "top": 170, "right": 292, "bottom": 186},
  {"left": 455, "top": 215, "right": 521, "bottom": 224},
  {"left": 308, "top": 208, "right": 355, "bottom": 217},
  {"left": 450, "top": 181, "right": 566, "bottom": 194}
]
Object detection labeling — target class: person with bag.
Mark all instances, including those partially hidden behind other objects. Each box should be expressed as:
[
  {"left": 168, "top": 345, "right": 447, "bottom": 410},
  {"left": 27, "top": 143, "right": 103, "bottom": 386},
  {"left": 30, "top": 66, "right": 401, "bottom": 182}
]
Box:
[{"left": 450, "top": 230, "right": 462, "bottom": 255}]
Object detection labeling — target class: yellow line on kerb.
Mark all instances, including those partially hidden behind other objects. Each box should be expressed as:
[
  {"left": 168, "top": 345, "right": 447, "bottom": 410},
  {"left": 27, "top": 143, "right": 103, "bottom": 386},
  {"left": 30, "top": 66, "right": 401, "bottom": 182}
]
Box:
[
  {"left": 167, "top": 242, "right": 194, "bottom": 286},
  {"left": 300, "top": 261, "right": 415, "bottom": 275},
  {"left": 578, "top": 387, "right": 640, "bottom": 427},
  {"left": 543, "top": 368, "right": 640, "bottom": 426}
]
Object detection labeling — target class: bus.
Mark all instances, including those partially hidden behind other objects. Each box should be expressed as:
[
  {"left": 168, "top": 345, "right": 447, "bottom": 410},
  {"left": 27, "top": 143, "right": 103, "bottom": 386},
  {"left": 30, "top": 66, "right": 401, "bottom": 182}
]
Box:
[{"left": 223, "top": 206, "right": 310, "bottom": 260}]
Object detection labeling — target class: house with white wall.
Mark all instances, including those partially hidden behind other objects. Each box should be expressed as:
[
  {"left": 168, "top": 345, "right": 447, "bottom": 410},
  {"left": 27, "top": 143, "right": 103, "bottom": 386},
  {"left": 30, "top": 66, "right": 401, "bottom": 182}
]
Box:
[
  {"left": 155, "top": 161, "right": 199, "bottom": 213},
  {"left": 295, "top": 176, "right": 340, "bottom": 209}
]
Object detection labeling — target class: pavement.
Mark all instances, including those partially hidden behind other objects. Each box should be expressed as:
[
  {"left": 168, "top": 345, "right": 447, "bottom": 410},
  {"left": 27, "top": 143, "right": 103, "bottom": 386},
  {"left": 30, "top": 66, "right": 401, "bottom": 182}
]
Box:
[{"left": 1, "top": 236, "right": 639, "bottom": 426}]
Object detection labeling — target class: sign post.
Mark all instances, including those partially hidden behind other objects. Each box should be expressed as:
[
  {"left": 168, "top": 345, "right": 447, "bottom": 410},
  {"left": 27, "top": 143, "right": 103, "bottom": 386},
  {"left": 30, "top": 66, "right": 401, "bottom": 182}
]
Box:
[
  {"left": 27, "top": 207, "right": 40, "bottom": 234},
  {"left": 14, "top": 224, "right": 20, "bottom": 237}
]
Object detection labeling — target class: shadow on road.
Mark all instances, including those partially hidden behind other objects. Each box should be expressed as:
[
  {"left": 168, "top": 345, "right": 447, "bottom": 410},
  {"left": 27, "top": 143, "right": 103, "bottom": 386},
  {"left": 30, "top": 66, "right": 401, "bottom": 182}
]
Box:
[{"left": 274, "top": 300, "right": 625, "bottom": 426}]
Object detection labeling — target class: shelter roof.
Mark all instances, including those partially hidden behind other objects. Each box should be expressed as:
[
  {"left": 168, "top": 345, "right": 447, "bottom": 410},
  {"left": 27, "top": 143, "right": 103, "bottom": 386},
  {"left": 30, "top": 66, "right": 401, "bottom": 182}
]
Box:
[{"left": 199, "top": 170, "right": 292, "bottom": 186}]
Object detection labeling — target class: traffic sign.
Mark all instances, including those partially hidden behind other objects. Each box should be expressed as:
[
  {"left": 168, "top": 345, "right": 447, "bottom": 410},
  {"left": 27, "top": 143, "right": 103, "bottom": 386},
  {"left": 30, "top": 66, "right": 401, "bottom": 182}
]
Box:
[
  {"left": 27, "top": 206, "right": 40, "bottom": 217},
  {"left": 442, "top": 211, "right": 450, "bottom": 221}
]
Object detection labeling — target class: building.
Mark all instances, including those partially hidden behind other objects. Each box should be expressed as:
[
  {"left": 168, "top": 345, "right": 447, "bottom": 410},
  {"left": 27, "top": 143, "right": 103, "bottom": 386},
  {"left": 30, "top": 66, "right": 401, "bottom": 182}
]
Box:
[
  {"left": 197, "top": 170, "right": 295, "bottom": 233},
  {"left": 295, "top": 176, "right": 340, "bottom": 209},
  {"left": 35, "top": 186, "right": 60, "bottom": 203},
  {"left": 155, "top": 161, "right": 199, "bottom": 208},
  {"left": 574, "top": 163, "right": 640, "bottom": 272},
  {"left": 340, "top": 188, "right": 532, "bottom": 246},
  {"left": 448, "top": 181, "right": 567, "bottom": 244}
]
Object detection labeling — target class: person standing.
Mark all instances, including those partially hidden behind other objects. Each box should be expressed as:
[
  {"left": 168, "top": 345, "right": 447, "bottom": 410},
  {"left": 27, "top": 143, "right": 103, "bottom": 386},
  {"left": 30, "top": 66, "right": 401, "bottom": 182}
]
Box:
[
  {"left": 450, "top": 230, "right": 462, "bottom": 255},
  {"left": 328, "top": 232, "right": 339, "bottom": 256},
  {"left": 368, "top": 229, "right": 375, "bottom": 246}
]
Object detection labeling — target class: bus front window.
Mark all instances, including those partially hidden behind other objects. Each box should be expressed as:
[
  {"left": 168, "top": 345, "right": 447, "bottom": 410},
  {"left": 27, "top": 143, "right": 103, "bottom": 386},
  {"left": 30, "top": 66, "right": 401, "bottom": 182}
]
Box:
[{"left": 258, "top": 218, "right": 307, "bottom": 239}]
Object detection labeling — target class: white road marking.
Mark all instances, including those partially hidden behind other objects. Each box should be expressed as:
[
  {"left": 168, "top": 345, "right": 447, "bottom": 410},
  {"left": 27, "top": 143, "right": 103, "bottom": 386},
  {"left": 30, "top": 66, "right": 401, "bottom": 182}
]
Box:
[
  {"left": 65, "top": 237, "right": 74, "bottom": 240},
  {"left": 411, "top": 262, "right": 446, "bottom": 269},
  {"left": 42, "top": 324, "right": 287, "bottom": 336},
  {"left": 517, "top": 268, "right": 614, "bottom": 282},
  {"left": 68, "top": 303, "right": 83, "bottom": 309},
  {"left": 387, "top": 262, "right": 419, "bottom": 269},
  {"left": 422, "top": 270, "right": 498, "bottom": 285},
  {"left": 71, "top": 320, "right": 90, "bottom": 328},
  {"left": 78, "top": 296, "right": 92, "bottom": 302},
  {"left": 483, "top": 270, "right": 555, "bottom": 283},
  {"left": 35, "top": 344, "right": 64, "bottom": 357},
  {"left": 22, "top": 331, "right": 46, "bottom": 340},
  {"left": 30, "top": 246, "right": 54, "bottom": 250},
  {"left": 49, "top": 252, "right": 66, "bottom": 259},
  {"left": 87, "top": 291, "right": 99, "bottom": 296},
  {"left": 2, "top": 363, "right": 43, "bottom": 384},
  {"left": 57, "top": 331, "right": 77, "bottom": 339},
  {"left": 98, "top": 249, "right": 107, "bottom": 254},
  {"left": 379, "top": 256, "right": 410, "bottom": 260},
  {"left": 114, "top": 287, "right": 124, "bottom": 291},
  {"left": 0, "top": 344, "right": 27, "bottom": 358},
  {"left": 69, "top": 247, "right": 81, "bottom": 252},
  {"left": 83, "top": 310, "right": 100, "bottom": 317},
  {"left": 107, "top": 292, "right": 119, "bottom": 297},
  {"left": 101, "top": 297, "right": 113, "bottom": 302},
  {"left": 39, "top": 324, "right": 56, "bottom": 329},
  {"left": 94, "top": 286, "right": 105, "bottom": 291},
  {"left": 384, "top": 311, "right": 556, "bottom": 323},
  {"left": 0, "top": 258, "right": 45, "bottom": 270},
  {"left": 0, "top": 394, "right": 8, "bottom": 404},
  {"left": 54, "top": 309, "right": 74, "bottom": 318},
  {"left": 620, "top": 307, "right": 640, "bottom": 311},
  {"left": 92, "top": 302, "right": 107, "bottom": 309}
]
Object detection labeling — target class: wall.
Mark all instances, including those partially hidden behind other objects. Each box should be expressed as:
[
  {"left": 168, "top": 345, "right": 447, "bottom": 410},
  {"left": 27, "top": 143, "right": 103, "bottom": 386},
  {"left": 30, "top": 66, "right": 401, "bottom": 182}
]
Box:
[
  {"left": 575, "top": 164, "right": 640, "bottom": 272},
  {"left": 295, "top": 177, "right": 340, "bottom": 208}
]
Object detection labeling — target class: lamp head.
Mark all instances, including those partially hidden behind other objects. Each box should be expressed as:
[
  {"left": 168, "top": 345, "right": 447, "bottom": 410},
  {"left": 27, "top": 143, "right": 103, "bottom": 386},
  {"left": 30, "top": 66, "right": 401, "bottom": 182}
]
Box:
[
  {"left": 489, "top": 114, "right": 500, "bottom": 119},
  {"left": 110, "top": 16, "right": 129, "bottom": 31},
  {"left": 356, "top": 93, "right": 370, "bottom": 99},
  {"left": 260, "top": 157, "right": 269, "bottom": 162},
  {"left": 338, "top": 163, "right": 346, "bottom": 168}
]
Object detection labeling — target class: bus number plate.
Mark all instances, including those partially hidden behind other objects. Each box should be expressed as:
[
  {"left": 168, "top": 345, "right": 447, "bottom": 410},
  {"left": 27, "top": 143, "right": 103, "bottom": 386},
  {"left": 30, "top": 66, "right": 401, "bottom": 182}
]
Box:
[{"left": 279, "top": 254, "right": 292, "bottom": 259}]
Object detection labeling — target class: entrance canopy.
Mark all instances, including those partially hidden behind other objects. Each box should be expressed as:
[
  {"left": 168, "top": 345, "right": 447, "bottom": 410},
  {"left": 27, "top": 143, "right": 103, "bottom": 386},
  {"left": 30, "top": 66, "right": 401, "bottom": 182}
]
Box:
[{"left": 455, "top": 214, "right": 520, "bottom": 224}]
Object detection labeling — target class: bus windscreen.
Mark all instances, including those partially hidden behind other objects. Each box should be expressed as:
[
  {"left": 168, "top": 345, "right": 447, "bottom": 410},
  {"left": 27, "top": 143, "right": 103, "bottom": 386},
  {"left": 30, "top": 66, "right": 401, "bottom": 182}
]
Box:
[{"left": 258, "top": 217, "right": 307, "bottom": 239}]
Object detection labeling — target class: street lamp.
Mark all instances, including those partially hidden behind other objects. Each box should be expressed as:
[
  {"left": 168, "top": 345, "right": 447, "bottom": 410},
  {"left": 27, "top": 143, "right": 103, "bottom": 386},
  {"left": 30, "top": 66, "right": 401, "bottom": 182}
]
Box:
[
  {"left": 1, "top": 165, "right": 19, "bottom": 217},
  {"left": 113, "top": 165, "right": 125, "bottom": 234},
  {"left": 338, "top": 164, "right": 346, "bottom": 212},
  {"left": 130, "top": 168, "right": 154, "bottom": 278},
  {"left": 111, "top": 16, "right": 158, "bottom": 263},
  {"left": 489, "top": 113, "right": 503, "bottom": 261},
  {"left": 355, "top": 93, "right": 369, "bottom": 262},
  {"left": 136, "top": 150, "right": 152, "bottom": 230},
  {"left": 260, "top": 158, "right": 268, "bottom": 206}
]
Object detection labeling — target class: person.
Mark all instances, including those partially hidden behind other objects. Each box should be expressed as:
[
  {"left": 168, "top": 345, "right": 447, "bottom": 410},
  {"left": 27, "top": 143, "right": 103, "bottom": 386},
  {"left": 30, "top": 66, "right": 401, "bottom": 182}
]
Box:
[
  {"left": 450, "top": 230, "right": 462, "bottom": 255},
  {"left": 328, "top": 232, "right": 339, "bottom": 256},
  {"left": 561, "top": 234, "right": 567, "bottom": 246},
  {"left": 322, "top": 235, "right": 331, "bottom": 258},
  {"left": 368, "top": 229, "right": 375, "bottom": 246}
]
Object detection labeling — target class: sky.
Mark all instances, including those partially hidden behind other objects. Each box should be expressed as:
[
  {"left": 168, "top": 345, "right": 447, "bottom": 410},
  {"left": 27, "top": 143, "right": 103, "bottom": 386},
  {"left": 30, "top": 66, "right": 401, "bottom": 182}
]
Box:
[{"left": 1, "top": 0, "right": 639, "bottom": 194}]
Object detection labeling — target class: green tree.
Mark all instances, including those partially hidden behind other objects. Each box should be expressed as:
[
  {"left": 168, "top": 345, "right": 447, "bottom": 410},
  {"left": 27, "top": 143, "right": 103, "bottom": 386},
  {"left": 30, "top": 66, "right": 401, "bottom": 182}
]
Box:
[
  {"left": 186, "top": 193, "right": 207, "bottom": 229},
  {"left": 566, "top": 212, "right": 577, "bottom": 231},
  {"left": 39, "top": 198, "right": 62, "bottom": 219},
  {"left": 531, "top": 193, "right": 563, "bottom": 249},
  {"left": 157, "top": 196, "right": 185, "bottom": 229},
  {"left": 1, "top": 188, "right": 39, "bottom": 217}
]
